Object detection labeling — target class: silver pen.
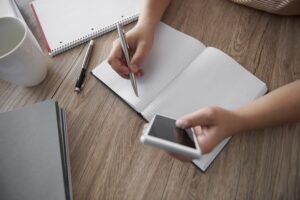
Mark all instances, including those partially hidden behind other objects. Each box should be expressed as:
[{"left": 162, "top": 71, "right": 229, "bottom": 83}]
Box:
[{"left": 116, "top": 22, "right": 139, "bottom": 97}]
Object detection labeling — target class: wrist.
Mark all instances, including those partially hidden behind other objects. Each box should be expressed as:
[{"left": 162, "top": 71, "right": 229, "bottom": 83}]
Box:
[
  {"left": 134, "top": 22, "right": 156, "bottom": 43},
  {"left": 137, "top": 18, "right": 158, "bottom": 33},
  {"left": 231, "top": 108, "right": 249, "bottom": 134}
]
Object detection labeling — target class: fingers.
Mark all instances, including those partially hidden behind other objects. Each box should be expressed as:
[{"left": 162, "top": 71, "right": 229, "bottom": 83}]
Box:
[
  {"left": 192, "top": 126, "right": 219, "bottom": 154},
  {"left": 175, "top": 107, "right": 225, "bottom": 154},
  {"left": 143, "top": 123, "right": 149, "bottom": 129},
  {"left": 192, "top": 126, "right": 202, "bottom": 135},
  {"left": 108, "top": 41, "right": 130, "bottom": 78},
  {"left": 196, "top": 127, "right": 222, "bottom": 154},
  {"left": 193, "top": 126, "right": 220, "bottom": 154},
  {"left": 108, "top": 39, "right": 147, "bottom": 78},
  {"left": 129, "top": 42, "right": 148, "bottom": 73},
  {"left": 176, "top": 107, "right": 217, "bottom": 129},
  {"left": 142, "top": 123, "right": 149, "bottom": 134}
]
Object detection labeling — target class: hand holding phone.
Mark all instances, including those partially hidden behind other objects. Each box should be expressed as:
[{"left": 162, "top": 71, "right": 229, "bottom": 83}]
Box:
[{"left": 140, "top": 114, "right": 202, "bottom": 159}]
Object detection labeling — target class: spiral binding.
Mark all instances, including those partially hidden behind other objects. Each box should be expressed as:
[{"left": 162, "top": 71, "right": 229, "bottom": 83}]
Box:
[{"left": 49, "top": 13, "right": 139, "bottom": 56}]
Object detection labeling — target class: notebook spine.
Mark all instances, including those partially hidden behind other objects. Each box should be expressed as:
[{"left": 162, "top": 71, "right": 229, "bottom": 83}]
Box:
[{"left": 49, "top": 13, "right": 139, "bottom": 56}]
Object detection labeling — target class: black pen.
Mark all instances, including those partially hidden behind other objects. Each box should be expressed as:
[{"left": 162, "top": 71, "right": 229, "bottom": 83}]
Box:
[{"left": 75, "top": 40, "right": 94, "bottom": 93}]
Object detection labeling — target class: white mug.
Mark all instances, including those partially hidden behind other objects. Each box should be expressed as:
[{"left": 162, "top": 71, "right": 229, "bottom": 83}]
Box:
[{"left": 0, "top": 17, "right": 48, "bottom": 87}]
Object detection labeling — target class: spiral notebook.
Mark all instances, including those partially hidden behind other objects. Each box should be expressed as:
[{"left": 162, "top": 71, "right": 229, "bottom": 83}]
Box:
[
  {"left": 30, "top": 0, "right": 140, "bottom": 56},
  {"left": 92, "top": 22, "right": 268, "bottom": 171}
]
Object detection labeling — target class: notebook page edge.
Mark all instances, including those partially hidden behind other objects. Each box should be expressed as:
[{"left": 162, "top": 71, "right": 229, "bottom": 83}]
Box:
[{"left": 61, "top": 109, "right": 73, "bottom": 200}]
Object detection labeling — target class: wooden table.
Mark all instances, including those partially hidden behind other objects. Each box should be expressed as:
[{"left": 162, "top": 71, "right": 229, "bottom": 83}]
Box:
[{"left": 1, "top": 0, "right": 300, "bottom": 199}]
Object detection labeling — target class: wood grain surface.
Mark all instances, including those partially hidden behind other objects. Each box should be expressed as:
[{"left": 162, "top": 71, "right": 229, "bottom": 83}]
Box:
[{"left": 1, "top": 0, "right": 299, "bottom": 199}]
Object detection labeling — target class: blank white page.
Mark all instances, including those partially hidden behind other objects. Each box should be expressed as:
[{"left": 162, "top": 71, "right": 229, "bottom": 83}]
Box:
[
  {"left": 141, "top": 47, "right": 267, "bottom": 171},
  {"left": 92, "top": 22, "right": 205, "bottom": 112},
  {"left": 31, "top": 0, "right": 140, "bottom": 51}
]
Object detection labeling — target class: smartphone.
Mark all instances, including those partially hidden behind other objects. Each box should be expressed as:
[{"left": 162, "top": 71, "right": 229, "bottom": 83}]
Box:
[{"left": 140, "top": 114, "right": 202, "bottom": 159}]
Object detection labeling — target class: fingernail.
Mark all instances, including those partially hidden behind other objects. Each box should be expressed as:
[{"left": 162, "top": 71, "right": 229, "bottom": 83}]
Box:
[
  {"left": 123, "top": 68, "right": 130, "bottom": 75},
  {"left": 130, "top": 64, "right": 140, "bottom": 73},
  {"left": 176, "top": 120, "right": 186, "bottom": 128},
  {"left": 197, "top": 134, "right": 204, "bottom": 142},
  {"left": 197, "top": 134, "right": 210, "bottom": 154},
  {"left": 136, "top": 70, "right": 144, "bottom": 77}
]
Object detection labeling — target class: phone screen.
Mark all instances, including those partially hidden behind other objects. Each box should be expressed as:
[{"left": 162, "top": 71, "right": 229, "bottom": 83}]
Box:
[{"left": 148, "top": 115, "right": 196, "bottom": 149}]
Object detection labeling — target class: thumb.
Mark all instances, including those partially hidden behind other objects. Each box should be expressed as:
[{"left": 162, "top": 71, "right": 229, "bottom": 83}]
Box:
[
  {"left": 197, "top": 128, "right": 221, "bottom": 154},
  {"left": 130, "top": 43, "right": 148, "bottom": 72},
  {"left": 176, "top": 108, "right": 215, "bottom": 129}
]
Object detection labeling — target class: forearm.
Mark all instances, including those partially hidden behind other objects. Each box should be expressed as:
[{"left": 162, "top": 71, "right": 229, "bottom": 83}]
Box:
[
  {"left": 234, "top": 80, "right": 300, "bottom": 133},
  {"left": 137, "top": 0, "right": 171, "bottom": 30}
]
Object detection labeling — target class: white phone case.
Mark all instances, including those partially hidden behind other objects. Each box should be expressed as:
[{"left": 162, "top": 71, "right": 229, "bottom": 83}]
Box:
[{"left": 140, "top": 114, "right": 202, "bottom": 159}]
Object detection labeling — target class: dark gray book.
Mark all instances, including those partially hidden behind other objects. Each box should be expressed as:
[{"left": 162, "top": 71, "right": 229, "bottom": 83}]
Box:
[{"left": 0, "top": 100, "right": 72, "bottom": 200}]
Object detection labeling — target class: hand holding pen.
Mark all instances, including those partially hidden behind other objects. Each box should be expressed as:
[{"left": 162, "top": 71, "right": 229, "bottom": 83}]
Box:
[
  {"left": 107, "top": 23, "right": 154, "bottom": 80},
  {"left": 116, "top": 23, "right": 139, "bottom": 96}
]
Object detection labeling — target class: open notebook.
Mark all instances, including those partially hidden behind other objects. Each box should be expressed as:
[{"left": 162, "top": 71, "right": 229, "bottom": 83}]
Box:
[
  {"left": 92, "top": 22, "right": 268, "bottom": 171},
  {"left": 30, "top": 0, "right": 140, "bottom": 56}
]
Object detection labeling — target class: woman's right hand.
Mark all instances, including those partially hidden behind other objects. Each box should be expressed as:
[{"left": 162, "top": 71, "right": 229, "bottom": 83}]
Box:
[{"left": 107, "top": 23, "right": 155, "bottom": 79}]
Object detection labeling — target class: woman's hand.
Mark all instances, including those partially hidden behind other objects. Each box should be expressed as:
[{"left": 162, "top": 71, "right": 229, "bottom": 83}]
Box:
[
  {"left": 176, "top": 107, "right": 242, "bottom": 154},
  {"left": 141, "top": 106, "right": 243, "bottom": 162},
  {"left": 108, "top": 23, "right": 155, "bottom": 79}
]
